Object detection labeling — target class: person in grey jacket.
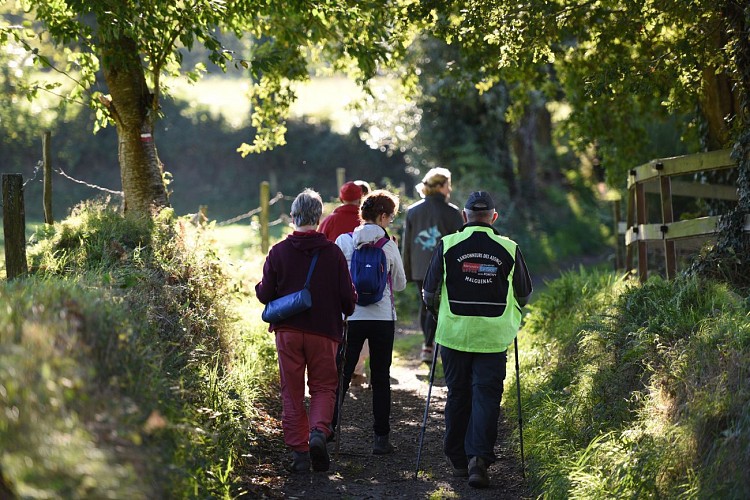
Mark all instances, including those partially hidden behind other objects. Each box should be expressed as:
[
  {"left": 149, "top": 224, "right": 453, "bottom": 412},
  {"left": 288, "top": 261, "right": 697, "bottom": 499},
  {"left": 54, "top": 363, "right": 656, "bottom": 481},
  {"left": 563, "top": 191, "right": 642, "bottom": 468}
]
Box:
[
  {"left": 333, "top": 189, "right": 407, "bottom": 455},
  {"left": 401, "top": 167, "right": 463, "bottom": 363}
]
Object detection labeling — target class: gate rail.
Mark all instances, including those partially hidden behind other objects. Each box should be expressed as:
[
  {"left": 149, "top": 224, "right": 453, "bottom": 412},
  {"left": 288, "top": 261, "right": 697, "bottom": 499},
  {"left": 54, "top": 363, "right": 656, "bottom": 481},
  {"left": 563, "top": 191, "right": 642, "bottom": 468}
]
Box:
[{"left": 624, "top": 149, "right": 750, "bottom": 282}]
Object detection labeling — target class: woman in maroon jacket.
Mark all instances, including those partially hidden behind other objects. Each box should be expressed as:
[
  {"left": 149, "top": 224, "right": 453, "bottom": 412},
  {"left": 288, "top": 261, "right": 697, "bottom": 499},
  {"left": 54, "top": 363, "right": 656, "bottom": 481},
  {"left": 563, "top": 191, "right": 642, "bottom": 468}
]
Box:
[{"left": 255, "top": 189, "right": 357, "bottom": 473}]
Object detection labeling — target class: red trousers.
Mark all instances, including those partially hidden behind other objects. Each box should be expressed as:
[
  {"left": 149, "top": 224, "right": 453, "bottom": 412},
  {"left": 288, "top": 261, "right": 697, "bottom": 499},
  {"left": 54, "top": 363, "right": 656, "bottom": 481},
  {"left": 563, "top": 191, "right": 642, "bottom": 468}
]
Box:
[{"left": 275, "top": 328, "right": 339, "bottom": 451}]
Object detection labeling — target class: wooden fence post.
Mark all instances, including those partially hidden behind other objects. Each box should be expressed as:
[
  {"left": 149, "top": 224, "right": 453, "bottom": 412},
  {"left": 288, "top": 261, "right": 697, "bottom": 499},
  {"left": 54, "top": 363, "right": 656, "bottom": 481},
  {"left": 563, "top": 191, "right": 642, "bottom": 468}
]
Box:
[
  {"left": 336, "top": 167, "right": 345, "bottom": 193},
  {"left": 43, "top": 131, "right": 54, "bottom": 224},
  {"left": 2, "top": 173, "right": 28, "bottom": 280},
  {"left": 625, "top": 182, "right": 635, "bottom": 274},
  {"left": 636, "top": 181, "right": 648, "bottom": 283},
  {"left": 260, "top": 181, "right": 270, "bottom": 255},
  {"left": 613, "top": 198, "right": 622, "bottom": 270},
  {"left": 659, "top": 175, "right": 676, "bottom": 279}
]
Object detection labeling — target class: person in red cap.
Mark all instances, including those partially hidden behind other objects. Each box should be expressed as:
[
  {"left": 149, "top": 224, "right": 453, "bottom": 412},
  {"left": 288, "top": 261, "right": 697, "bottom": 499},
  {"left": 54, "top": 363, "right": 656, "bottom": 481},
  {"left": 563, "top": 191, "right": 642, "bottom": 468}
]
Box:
[
  {"left": 319, "top": 180, "right": 372, "bottom": 387},
  {"left": 319, "top": 181, "right": 364, "bottom": 242}
]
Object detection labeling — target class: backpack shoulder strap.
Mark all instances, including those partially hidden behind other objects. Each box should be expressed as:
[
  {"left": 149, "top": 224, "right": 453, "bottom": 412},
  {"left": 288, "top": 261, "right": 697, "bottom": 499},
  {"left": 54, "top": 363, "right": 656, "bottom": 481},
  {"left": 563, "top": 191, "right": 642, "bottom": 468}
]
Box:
[{"left": 373, "top": 236, "right": 389, "bottom": 249}]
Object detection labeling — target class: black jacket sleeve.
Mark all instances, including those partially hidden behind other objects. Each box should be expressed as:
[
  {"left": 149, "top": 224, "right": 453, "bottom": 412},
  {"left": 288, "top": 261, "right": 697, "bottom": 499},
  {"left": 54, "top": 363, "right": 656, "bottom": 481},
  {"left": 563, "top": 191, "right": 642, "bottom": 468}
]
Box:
[
  {"left": 421, "top": 240, "right": 445, "bottom": 315},
  {"left": 513, "top": 247, "right": 533, "bottom": 307}
]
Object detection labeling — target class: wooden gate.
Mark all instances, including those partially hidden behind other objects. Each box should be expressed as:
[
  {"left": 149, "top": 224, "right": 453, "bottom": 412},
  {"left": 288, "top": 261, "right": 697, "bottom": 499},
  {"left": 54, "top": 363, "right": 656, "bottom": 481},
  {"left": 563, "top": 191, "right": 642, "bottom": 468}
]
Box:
[{"left": 625, "top": 149, "right": 750, "bottom": 282}]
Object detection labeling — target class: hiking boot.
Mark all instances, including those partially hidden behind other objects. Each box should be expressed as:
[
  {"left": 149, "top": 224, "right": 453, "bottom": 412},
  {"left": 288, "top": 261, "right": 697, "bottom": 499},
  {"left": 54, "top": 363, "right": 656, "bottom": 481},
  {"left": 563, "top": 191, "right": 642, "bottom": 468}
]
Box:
[
  {"left": 372, "top": 433, "right": 394, "bottom": 455},
  {"left": 309, "top": 429, "right": 330, "bottom": 472},
  {"left": 449, "top": 458, "right": 469, "bottom": 477},
  {"left": 452, "top": 467, "right": 469, "bottom": 478},
  {"left": 351, "top": 373, "right": 367, "bottom": 388},
  {"left": 468, "top": 456, "right": 489, "bottom": 488},
  {"left": 420, "top": 344, "right": 434, "bottom": 364},
  {"left": 291, "top": 451, "right": 310, "bottom": 473}
]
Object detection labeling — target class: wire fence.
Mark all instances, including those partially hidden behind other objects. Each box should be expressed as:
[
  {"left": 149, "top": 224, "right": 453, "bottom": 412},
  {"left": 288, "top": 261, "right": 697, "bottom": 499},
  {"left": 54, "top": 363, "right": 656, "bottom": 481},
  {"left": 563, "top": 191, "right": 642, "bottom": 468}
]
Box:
[
  {"left": 54, "top": 166, "right": 124, "bottom": 196},
  {"left": 6, "top": 161, "right": 295, "bottom": 229},
  {"left": 22, "top": 161, "right": 43, "bottom": 188},
  {"left": 216, "top": 192, "right": 292, "bottom": 226}
]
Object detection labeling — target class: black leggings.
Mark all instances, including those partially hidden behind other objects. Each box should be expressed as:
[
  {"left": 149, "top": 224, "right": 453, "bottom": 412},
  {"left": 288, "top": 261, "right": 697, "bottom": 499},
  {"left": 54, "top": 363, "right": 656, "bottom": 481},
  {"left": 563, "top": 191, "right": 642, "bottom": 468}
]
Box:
[{"left": 333, "top": 320, "right": 395, "bottom": 436}]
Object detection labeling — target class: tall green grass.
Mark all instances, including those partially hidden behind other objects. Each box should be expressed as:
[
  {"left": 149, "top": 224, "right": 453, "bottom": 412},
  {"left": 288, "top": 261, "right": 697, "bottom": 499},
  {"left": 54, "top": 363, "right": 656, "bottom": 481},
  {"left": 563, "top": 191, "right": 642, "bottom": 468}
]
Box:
[
  {"left": 1, "top": 200, "right": 278, "bottom": 498},
  {"left": 507, "top": 269, "right": 750, "bottom": 498}
]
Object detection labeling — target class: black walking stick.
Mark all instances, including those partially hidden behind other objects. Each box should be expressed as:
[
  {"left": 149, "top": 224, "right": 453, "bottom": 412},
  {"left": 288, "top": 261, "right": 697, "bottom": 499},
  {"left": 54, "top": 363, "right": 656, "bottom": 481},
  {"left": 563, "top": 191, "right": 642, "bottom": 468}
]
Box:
[
  {"left": 335, "top": 319, "right": 348, "bottom": 461},
  {"left": 514, "top": 336, "right": 526, "bottom": 479},
  {"left": 414, "top": 343, "right": 439, "bottom": 479}
]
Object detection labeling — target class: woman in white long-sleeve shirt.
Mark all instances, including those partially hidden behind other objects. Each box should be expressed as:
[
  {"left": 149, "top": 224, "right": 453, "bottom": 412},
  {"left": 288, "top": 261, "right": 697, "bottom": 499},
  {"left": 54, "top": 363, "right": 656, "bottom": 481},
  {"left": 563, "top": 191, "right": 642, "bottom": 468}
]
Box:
[{"left": 333, "top": 189, "right": 407, "bottom": 455}]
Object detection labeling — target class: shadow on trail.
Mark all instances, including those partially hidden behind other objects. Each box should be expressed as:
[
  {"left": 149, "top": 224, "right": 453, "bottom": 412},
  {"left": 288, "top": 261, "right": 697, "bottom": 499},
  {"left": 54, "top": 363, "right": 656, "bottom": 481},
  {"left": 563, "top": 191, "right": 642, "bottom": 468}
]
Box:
[{"left": 243, "top": 353, "right": 528, "bottom": 499}]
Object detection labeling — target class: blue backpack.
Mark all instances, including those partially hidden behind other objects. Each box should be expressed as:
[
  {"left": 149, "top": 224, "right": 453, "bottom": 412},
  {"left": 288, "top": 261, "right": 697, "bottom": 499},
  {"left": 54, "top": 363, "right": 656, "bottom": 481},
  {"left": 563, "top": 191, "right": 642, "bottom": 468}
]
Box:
[{"left": 350, "top": 236, "right": 390, "bottom": 306}]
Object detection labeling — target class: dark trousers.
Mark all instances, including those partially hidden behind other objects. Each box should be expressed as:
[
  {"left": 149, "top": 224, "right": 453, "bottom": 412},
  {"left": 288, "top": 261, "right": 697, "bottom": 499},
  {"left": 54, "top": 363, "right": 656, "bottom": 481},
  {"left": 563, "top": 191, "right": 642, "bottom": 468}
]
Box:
[
  {"left": 416, "top": 280, "right": 437, "bottom": 346},
  {"left": 333, "top": 320, "right": 395, "bottom": 436},
  {"left": 440, "top": 345, "right": 507, "bottom": 467}
]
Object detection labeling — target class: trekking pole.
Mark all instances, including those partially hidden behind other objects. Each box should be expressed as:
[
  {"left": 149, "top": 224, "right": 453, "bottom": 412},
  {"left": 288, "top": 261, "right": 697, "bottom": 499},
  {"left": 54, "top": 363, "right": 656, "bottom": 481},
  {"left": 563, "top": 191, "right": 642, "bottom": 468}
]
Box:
[
  {"left": 414, "top": 343, "right": 439, "bottom": 479},
  {"left": 335, "top": 319, "right": 349, "bottom": 461},
  {"left": 514, "top": 336, "right": 526, "bottom": 479}
]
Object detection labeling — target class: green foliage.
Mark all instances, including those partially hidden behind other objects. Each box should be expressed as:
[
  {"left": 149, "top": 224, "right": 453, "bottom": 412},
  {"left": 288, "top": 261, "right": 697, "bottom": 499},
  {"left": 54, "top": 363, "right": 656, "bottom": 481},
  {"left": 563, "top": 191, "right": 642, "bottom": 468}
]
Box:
[
  {"left": 413, "top": 1, "right": 729, "bottom": 179},
  {"left": 495, "top": 173, "right": 611, "bottom": 272},
  {"left": 27, "top": 198, "right": 153, "bottom": 275},
  {"left": 510, "top": 269, "right": 750, "bottom": 498},
  {"left": 1, "top": 200, "right": 279, "bottom": 497},
  {"left": 403, "top": 35, "right": 515, "bottom": 197},
  {"left": 5, "top": 0, "right": 416, "bottom": 152}
]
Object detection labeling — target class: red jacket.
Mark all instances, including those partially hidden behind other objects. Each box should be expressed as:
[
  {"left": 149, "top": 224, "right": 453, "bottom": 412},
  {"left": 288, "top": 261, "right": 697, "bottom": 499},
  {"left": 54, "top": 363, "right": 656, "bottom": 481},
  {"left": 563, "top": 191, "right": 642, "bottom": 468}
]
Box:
[
  {"left": 319, "top": 204, "right": 360, "bottom": 241},
  {"left": 255, "top": 231, "right": 357, "bottom": 341}
]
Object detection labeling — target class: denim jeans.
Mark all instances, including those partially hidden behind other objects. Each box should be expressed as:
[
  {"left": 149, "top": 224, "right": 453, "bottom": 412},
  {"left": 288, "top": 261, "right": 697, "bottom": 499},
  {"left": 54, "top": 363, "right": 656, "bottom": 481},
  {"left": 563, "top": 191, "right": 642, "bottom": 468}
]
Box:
[
  {"left": 440, "top": 345, "right": 507, "bottom": 467},
  {"left": 333, "top": 320, "right": 395, "bottom": 436}
]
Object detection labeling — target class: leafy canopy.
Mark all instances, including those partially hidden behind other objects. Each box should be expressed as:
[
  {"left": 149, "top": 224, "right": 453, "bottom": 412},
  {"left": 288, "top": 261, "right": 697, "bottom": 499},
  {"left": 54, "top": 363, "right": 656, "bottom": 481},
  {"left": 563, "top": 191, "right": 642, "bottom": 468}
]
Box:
[
  {"left": 412, "top": 0, "right": 735, "bottom": 177},
  {"left": 2, "top": 0, "right": 417, "bottom": 153}
]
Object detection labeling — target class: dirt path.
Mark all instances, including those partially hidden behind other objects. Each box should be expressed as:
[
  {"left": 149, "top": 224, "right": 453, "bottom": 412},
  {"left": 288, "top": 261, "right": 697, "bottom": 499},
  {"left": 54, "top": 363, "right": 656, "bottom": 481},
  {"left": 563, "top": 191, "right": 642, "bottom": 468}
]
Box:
[{"left": 241, "top": 325, "right": 529, "bottom": 499}]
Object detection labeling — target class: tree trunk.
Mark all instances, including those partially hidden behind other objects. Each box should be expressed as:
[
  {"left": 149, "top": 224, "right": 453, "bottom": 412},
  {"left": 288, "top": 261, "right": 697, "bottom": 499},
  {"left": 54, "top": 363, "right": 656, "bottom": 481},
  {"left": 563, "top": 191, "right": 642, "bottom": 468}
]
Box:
[
  {"left": 0, "top": 464, "right": 15, "bottom": 499},
  {"left": 100, "top": 35, "right": 169, "bottom": 216},
  {"left": 701, "top": 69, "right": 737, "bottom": 150},
  {"left": 512, "top": 93, "right": 545, "bottom": 206},
  {"left": 700, "top": 18, "right": 740, "bottom": 150},
  {"left": 480, "top": 83, "right": 517, "bottom": 199},
  {"left": 692, "top": 3, "right": 750, "bottom": 287}
]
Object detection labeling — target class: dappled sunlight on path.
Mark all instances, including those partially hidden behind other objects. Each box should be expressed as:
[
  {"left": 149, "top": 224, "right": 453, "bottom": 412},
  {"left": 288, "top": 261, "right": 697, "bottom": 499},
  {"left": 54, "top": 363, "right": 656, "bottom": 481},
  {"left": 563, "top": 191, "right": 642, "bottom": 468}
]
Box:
[{"left": 239, "top": 324, "right": 529, "bottom": 499}]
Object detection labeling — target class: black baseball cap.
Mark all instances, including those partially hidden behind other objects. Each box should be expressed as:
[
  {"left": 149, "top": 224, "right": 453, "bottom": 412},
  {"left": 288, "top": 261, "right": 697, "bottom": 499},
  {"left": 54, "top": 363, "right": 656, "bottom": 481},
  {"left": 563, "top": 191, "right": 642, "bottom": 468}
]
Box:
[{"left": 464, "top": 191, "right": 495, "bottom": 211}]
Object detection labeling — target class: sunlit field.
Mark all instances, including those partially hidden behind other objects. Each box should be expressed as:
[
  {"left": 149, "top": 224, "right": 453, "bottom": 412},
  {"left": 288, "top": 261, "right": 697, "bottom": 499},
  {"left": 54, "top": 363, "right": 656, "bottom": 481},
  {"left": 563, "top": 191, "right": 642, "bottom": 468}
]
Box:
[{"left": 168, "top": 75, "right": 386, "bottom": 133}]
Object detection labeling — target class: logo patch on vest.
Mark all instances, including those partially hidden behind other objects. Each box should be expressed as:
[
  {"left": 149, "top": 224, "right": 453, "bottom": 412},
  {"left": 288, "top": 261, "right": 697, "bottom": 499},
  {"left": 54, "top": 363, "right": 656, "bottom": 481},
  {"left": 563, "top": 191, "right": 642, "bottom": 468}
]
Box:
[
  {"left": 461, "top": 260, "right": 499, "bottom": 284},
  {"left": 462, "top": 262, "right": 498, "bottom": 275}
]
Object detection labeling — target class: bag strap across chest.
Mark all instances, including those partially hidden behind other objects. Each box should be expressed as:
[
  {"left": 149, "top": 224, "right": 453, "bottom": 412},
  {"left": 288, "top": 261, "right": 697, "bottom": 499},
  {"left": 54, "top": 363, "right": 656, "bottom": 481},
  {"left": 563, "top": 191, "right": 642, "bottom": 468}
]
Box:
[{"left": 304, "top": 251, "right": 320, "bottom": 289}]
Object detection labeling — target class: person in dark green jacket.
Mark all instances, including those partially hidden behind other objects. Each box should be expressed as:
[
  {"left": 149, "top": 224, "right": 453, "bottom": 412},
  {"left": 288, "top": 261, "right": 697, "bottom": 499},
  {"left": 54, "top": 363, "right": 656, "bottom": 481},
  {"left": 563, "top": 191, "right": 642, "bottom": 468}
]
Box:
[
  {"left": 401, "top": 167, "right": 463, "bottom": 363},
  {"left": 422, "top": 191, "right": 532, "bottom": 489}
]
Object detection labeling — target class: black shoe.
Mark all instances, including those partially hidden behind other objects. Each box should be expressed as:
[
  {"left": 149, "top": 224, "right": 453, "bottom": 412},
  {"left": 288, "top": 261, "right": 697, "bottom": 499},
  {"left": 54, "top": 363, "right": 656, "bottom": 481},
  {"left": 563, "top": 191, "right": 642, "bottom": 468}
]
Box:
[
  {"left": 452, "top": 467, "right": 469, "bottom": 478},
  {"left": 468, "top": 456, "right": 489, "bottom": 488},
  {"left": 372, "top": 433, "right": 394, "bottom": 455},
  {"left": 449, "top": 457, "right": 469, "bottom": 477},
  {"left": 291, "top": 451, "right": 310, "bottom": 473},
  {"left": 309, "top": 429, "right": 330, "bottom": 472}
]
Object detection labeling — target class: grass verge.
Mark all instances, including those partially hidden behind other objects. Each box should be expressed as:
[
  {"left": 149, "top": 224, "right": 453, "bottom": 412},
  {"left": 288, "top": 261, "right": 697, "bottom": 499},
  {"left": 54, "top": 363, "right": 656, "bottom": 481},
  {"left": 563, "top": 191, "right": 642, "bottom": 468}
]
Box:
[{"left": 506, "top": 268, "right": 750, "bottom": 498}]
